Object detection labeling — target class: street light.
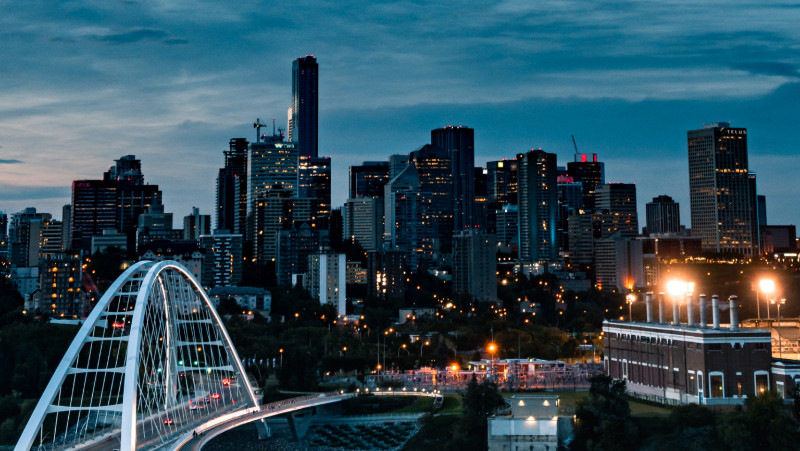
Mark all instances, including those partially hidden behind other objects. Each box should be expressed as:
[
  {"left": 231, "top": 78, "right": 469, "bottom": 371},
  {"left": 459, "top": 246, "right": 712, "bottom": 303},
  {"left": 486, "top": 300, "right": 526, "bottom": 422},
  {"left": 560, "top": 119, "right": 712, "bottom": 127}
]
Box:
[
  {"left": 771, "top": 298, "right": 787, "bottom": 358},
  {"left": 626, "top": 293, "right": 636, "bottom": 322},
  {"left": 398, "top": 343, "right": 408, "bottom": 357},
  {"left": 279, "top": 348, "right": 283, "bottom": 368},
  {"left": 488, "top": 343, "right": 497, "bottom": 379},
  {"left": 759, "top": 278, "right": 776, "bottom": 320}
]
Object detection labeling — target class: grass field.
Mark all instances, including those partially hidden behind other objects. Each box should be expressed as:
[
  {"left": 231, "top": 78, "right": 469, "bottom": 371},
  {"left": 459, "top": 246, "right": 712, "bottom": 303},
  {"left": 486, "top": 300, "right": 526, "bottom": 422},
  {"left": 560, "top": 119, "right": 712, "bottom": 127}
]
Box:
[{"left": 502, "top": 391, "right": 672, "bottom": 417}]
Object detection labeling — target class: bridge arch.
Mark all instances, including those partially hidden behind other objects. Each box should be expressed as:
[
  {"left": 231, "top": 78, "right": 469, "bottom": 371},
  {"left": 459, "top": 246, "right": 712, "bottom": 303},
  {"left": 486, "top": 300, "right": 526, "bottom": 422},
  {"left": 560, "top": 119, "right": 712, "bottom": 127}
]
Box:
[{"left": 15, "top": 261, "right": 258, "bottom": 451}]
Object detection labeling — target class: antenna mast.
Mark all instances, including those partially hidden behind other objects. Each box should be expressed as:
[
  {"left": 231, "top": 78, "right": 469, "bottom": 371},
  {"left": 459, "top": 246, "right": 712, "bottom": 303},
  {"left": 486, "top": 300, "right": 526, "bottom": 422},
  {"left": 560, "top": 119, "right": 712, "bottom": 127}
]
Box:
[{"left": 571, "top": 135, "right": 579, "bottom": 162}]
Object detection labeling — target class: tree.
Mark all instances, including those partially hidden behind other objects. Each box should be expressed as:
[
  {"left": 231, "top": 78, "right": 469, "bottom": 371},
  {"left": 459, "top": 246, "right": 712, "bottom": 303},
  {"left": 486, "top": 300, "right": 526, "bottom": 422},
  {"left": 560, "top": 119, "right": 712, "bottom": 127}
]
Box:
[
  {"left": 448, "top": 376, "right": 505, "bottom": 451},
  {"left": 573, "top": 375, "right": 637, "bottom": 451}
]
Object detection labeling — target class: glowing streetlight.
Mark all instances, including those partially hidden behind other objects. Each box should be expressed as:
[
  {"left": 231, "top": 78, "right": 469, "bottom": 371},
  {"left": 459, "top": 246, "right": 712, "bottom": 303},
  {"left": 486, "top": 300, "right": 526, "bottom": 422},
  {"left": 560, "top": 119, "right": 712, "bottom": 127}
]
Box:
[
  {"left": 666, "top": 280, "right": 688, "bottom": 325},
  {"left": 626, "top": 293, "right": 636, "bottom": 322},
  {"left": 759, "top": 278, "right": 776, "bottom": 320},
  {"left": 488, "top": 343, "right": 497, "bottom": 379}
]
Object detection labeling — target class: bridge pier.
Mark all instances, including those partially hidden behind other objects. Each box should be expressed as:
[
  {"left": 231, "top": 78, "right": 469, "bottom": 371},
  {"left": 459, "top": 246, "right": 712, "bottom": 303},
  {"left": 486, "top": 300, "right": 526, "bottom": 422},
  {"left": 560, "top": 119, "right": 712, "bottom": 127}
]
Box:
[
  {"left": 287, "top": 408, "right": 315, "bottom": 440},
  {"left": 255, "top": 418, "right": 271, "bottom": 439}
]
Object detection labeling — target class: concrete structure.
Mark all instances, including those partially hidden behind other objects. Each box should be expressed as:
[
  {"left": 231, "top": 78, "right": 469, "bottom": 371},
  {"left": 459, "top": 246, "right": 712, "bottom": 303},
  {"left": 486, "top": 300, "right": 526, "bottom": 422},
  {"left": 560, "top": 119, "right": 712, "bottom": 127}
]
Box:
[
  {"left": 517, "top": 149, "right": 558, "bottom": 265},
  {"left": 453, "top": 230, "right": 497, "bottom": 303},
  {"left": 305, "top": 252, "right": 346, "bottom": 316},
  {"left": 200, "top": 231, "right": 243, "bottom": 287},
  {"left": 646, "top": 195, "right": 681, "bottom": 235},
  {"left": 688, "top": 123, "right": 756, "bottom": 255},
  {"left": 604, "top": 293, "right": 773, "bottom": 405},
  {"left": 487, "top": 395, "right": 560, "bottom": 451}
]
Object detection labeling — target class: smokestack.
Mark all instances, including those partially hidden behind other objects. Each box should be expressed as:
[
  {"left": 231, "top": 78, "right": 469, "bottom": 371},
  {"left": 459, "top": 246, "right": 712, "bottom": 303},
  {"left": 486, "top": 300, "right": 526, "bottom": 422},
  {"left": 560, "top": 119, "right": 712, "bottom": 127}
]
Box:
[
  {"left": 645, "top": 292, "right": 654, "bottom": 323},
  {"left": 686, "top": 292, "right": 695, "bottom": 326},
  {"left": 672, "top": 294, "right": 680, "bottom": 326},
  {"left": 729, "top": 295, "right": 739, "bottom": 331},
  {"left": 712, "top": 295, "right": 720, "bottom": 330},
  {"left": 658, "top": 292, "right": 666, "bottom": 323},
  {"left": 699, "top": 294, "right": 707, "bottom": 328}
]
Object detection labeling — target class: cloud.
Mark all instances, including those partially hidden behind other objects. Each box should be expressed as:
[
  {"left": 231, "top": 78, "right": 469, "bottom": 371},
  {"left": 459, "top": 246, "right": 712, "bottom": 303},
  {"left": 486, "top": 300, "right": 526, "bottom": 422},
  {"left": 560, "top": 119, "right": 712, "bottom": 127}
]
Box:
[
  {"left": 0, "top": 159, "right": 22, "bottom": 164},
  {"left": 90, "top": 28, "right": 170, "bottom": 45}
]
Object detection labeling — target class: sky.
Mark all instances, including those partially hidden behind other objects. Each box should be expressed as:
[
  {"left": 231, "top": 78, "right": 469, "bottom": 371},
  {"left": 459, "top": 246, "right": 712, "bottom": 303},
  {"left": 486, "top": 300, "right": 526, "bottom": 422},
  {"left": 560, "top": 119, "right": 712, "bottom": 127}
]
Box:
[{"left": 1, "top": 0, "right": 799, "bottom": 229}]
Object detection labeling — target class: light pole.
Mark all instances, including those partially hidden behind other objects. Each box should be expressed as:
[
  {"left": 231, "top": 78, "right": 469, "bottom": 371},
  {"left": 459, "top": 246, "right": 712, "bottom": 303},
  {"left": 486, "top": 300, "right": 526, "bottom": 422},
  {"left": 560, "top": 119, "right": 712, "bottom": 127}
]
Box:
[
  {"left": 626, "top": 293, "right": 636, "bottom": 322},
  {"left": 487, "top": 343, "right": 497, "bottom": 379},
  {"left": 279, "top": 348, "right": 283, "bottom": 368},
  {"left": 771, "top": 298, "right": 786, "bottom": 358},
  {"left": 398, "top": 343, "right": 408, "bottom": 357},
  {"left": 760, "top": 278, "right": 775, "bottom": 320}
]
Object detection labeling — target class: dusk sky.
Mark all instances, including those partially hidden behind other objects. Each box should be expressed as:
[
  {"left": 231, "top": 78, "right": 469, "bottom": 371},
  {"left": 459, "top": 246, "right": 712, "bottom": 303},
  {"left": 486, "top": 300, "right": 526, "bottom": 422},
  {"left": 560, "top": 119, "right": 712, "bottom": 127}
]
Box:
[{"left": 1, "top": 1, "right": 799, "bottom": 228}]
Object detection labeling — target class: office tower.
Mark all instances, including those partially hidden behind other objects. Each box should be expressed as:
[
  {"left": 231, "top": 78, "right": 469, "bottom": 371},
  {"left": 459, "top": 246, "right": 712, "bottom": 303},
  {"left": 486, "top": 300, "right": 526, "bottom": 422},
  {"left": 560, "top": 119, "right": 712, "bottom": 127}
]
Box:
[
  {"left": 486, "top": 159, "right": 519, "bottom": 206},
  {"left": 71, "top": 180, "right": 117, "bottom": 251},
  {"left": 410, "top": 144, "right": 454, "bottom": 251},
  {"left": 567, "top": 154, "right": 605, "bottom": 210},
  {"left": 495, "top": 205, "right": 519, "bottom": 250},
  {"left": 687, "top": 122, "right": 754, "bottom": 255},
  {"left": 344, "top": 197, "right": 384, "bottom": 252},
  {"left": 748, "top": 172, "right": 760, "bottom": 253},
  {"left": 304, "top": 252, "right": 346, "bottom": 316},
  {"left": 248, "top": 132, "right": 299, "bottom": 213},
  {"left": 216, "top": 138, "right": 248, "bottom": 235},
  {"left": 38, "top": 253, "right": 83, "bottom": 318},
  {"left": 594, "top": 233, "right": 644, "bottom": 291},
  {"left": 595, "top": 183, "right": 639, "bottom": 237},
  {"left": 452, "top": 230, "right": 497, "bottom": 303},
  {"left": 0, "top": 212, "right": 8, "bottom": 261},
  {"left": 646, "top": 195, "right": 680, "bottom": 235},
  {"left": 8, "top": 208, "right": 52, "bottom": 267},
  {"left": 136, "top": 201, "right": 181, "bottom": 251},
  {"left": 104, "top": 155, "right": 161, "bottom": 238},
  {"left": 297, "top": 155, "right": 331, "bottom": 230},
  {"left": 183, "top": 207, "right": 211, "bottom": 241},
  {"left": 349, "top": 161, "right": 390, "bottom": 198},
  {"left": 40, "top": 220, "right": 64, "bottom": 255},
  {"left": 431, "top": 126, "right": 475, "bottom": 230},
  {"left": 517, "top": 150, "right": 558, "bottom": 265},
  {"left": 61, "top": 205, "right": 71, "bottom": 251},
  {"left": 757, "top": 195, "right": 767, "bottom": 227},
  {"left": 275, "top": 223, "right": 323, "bottom": 286},
  {"left": 251, "top": 185, "right": 315, "bottom": 264},
  {"left": 200, "top": 231, "right": 243, "bottom": 287},
  {"left": 329, "top": 207, "right": 343, "bottom": 250},
  {"left": 557, "top": 174, "right": 583, "bottom": 252},
  {"left": 473, "top": 167, "right": 489, "bottom": 231},
  {"left": 388, "top": 154, "right": 411, "bottom": 179},
  {"left": 291, "top": 55, "right": 319, "bottom": 158},
  {"left": 384, "top": 165, "right": 430, "bottom": 271}
]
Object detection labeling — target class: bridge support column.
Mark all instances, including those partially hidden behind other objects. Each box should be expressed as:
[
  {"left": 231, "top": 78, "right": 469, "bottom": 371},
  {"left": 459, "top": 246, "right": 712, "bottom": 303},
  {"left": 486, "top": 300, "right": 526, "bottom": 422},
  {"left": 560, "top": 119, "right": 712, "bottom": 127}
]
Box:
[
  {"left": 255, "top": 418, "right": 271, "bottom": 439},
  {"left": 287, "top": 408, "right": 314, "bottom": 440}
]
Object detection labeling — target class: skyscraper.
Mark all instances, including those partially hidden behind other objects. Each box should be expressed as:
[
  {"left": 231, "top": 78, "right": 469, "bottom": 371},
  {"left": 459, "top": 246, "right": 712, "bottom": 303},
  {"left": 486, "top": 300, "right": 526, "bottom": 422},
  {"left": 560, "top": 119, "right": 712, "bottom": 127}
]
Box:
[
  {"left": 431, "top": 126, "right": 475, "bottom": 230},
  {"left": 646, "top": 195, "right": 680, "bottom": 235},
  {"left": 291, "top": 55, "right": 319, "bottom": 158},
  {"left": 298, "top": 155, "right": 332, "bottom": 230},
  {"left": 595, "top": 183, "right": 639, "bottom": 237},
  {"left": 486, "top": 159, "right": 519, "bottom": 206},
  {"left": 410, "top": 144, "right": 454, "bottom": 251},
  {"left": 517, "top": 149, "right": 558, "bottom": 265},
  {"left": 567, "top": 154, "right": 605, "bottom": 211},
  {"left": 349, "top": 161, "right": 390, "bottom": 198},
  {"left": 687, "top": 122, "right": 755, "bottom": 255},
  {"left": 71, "top": 180, "right": 117, "bottom": 251},
  {"left": 216, "top": 138, "right": 248, "bottom": 235}
]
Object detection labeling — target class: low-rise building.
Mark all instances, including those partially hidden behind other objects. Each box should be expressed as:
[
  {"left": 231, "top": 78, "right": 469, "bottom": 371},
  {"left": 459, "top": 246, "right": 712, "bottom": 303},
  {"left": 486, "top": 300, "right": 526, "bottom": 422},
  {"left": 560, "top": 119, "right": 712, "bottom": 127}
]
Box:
[{"left": 487, "top": 394, "right": 561, "bottom": 451}]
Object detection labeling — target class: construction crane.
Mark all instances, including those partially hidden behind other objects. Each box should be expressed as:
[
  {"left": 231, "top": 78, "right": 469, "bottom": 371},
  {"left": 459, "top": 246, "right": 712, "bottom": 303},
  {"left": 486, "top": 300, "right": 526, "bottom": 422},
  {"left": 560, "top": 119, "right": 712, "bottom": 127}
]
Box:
[
  {"left": 253, "top": 118, "right": 266, "bottom": 143},
  {"left": 571, "top": 135, "right": 579, "bottom": 162}
]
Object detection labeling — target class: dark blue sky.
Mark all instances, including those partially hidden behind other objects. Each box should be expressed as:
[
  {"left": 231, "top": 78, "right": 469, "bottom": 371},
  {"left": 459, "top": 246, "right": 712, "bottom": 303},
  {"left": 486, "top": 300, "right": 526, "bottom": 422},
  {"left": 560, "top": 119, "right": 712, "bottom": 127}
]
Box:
[{"left": 1, "top": 0, "right": 798, "bottom": 227}]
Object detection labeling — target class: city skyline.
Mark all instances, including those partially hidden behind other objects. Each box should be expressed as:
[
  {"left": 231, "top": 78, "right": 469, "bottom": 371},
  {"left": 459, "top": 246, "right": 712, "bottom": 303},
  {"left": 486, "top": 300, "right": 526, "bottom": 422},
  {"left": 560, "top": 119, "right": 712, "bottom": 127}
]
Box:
[{"left": 1, "top": 1, "right": 799, "bottom": 229}]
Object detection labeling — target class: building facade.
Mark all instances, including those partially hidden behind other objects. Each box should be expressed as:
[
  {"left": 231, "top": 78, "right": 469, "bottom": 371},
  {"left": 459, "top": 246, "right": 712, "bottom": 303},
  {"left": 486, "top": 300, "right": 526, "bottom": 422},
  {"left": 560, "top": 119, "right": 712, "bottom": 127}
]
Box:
[
  {"left": 431, "top": 126, "right": 474, "bottom": 231},
  {"left": 517, "top": 150, "right": 558, "bottom": 265},
  {"left": 646, "top": 195, "right": 681, "bottom": 235},
  {"left": 291, "top": 55, "right": 319, "bottom": 158},
  {"left": 452, "top": 230, "right": 497, "bottom": 303},
  {"left": 305, "top": 252, "right": 346, "bottom": 316}
]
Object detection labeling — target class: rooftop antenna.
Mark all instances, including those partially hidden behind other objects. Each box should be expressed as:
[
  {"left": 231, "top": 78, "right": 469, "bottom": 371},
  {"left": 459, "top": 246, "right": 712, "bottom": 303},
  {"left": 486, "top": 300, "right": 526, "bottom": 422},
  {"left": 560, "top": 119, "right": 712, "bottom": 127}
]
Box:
[
  {"left": 253, "top": 118, "right": 266, "bottom": 143},
  {"left": 571, "top": 134, "right": 579, "bottom": 162},
  {"left": 272, "top": 117, "right": 276, "bottom": 136}
]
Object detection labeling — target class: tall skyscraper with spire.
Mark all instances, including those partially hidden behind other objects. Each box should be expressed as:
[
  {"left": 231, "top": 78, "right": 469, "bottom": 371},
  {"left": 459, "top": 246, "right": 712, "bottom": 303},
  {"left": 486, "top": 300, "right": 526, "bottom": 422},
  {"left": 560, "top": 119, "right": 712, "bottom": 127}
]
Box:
[
  {"left": 291, "top": 55, "right": 319, "bottom": 158},
  {"left": 687, "top": 122, "right": 755, "bottom": 255}
]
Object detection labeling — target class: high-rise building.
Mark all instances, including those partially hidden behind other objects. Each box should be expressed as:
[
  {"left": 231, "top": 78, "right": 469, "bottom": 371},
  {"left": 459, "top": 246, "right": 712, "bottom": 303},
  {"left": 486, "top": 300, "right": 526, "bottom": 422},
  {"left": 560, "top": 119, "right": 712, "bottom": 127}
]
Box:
[
  {"left": 384, "top": 165, "right": 430, "bottom": 271},
  {"left": 646, "top": 195, "right": 680, "bottom": 235},
  {"left": 0, "top": 211, "right": 7, "bottom": 261},
  {"left": 305, "top": 252, "right": 346, "bottom": 316},
  {"left": 200, "top": 231, "right": 243, "bottom": 287},
  {"left": 275, "top": 223, "right": 323, "bottom": 286},
  {"left": 61, "top": 205, "right": 71, "bottom": 252},
  {"left": 344, "top": 197, "right": 384, "bottom": 252},
  {"left": 411, "top": 144, "right": 454, "bottom": 251},
  {"left": 567, "top": 154, "right": 605, "bottom": 211},
  {"left": 8, "top": 208, "right": 52, "bottom": 267},
  {"left": 557, "top": 175, "right": 583, "bottom": 252},
  {"left": 595, "top": 183, "right": 639, "bottom": 237},
  {"left": 40, "top": 220, "right": 64, "bottom": 256},
  {"left": 687, "top": 122, "right": 755, "bottom": 255},
  {"left": 71, "top": 180, "right": 117, "bottom": 251},
  {"left": 486, "top": 159, "right": 519, "bottom": 206},
  {"left": 431, "top": 126, "right": 475, "bottom": 230},
  {"left": 291, "top": 55, "right": 319, "bottom": 158},
  {"left": 757, "top": 195, "right": 767, "bottom": 227},
  {"left": 349, "top": 161, "right": 390, "bottom": 198},
  {"left": 297, "top": 156, "right": 331, "bottom": 230},
  {"left": 748, "top": 172, "right": 760, "bottom": 253},
  {"left": 388, "top": 154, "right": 411, "bottom": 179},
  {"left": 38, "top": 253, "right": 84, "bottom": 318},
  {"left": 452, "top": 230, "right": 497, "bottom": 303},
  {"left": 104, "top": 155, "right": 162, "bottom": 242},
  {"left": 517, "top": 150, "right": 558, "bottom": 265},
  {"left": 183, "top": 207, "right": 211, "bottom": 241},
  {"left": 248, "top": 133, "right": 298, "bottom": 213},
  {"left": 216, "top": 138, "right": 248, "bottom": 236}
]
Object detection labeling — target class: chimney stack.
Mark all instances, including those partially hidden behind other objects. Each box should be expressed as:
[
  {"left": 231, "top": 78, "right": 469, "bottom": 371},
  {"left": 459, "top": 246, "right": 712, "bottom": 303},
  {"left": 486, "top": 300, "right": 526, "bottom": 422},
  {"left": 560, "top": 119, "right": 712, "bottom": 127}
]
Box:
[
  {"left": 699, "top": 294, "right": 707, "bottom": 328},
  {"left": 712, "top": 295, "right": 720, "bottom": 330},
  {"left": 686, "top": 292, "right": 695, "bottom": 326},
  {"left": 729, "top": 295, "right": 739, "bottom": 331},
  {"left": 672, "top": 293, "right": 681, "bottom": 326},
  {"left": 645, "top": 292, "right": 654, "bottom": 323},
  {"left": 658, "top": 292, "right": 666, "bottom": 323}
]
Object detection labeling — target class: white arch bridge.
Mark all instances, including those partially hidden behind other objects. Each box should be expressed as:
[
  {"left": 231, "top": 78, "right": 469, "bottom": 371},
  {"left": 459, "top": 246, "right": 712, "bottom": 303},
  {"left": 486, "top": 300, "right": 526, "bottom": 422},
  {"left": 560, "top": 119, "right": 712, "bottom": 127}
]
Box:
[{"left": 15, "top": 261, "right": 268, "bottom": 451}]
